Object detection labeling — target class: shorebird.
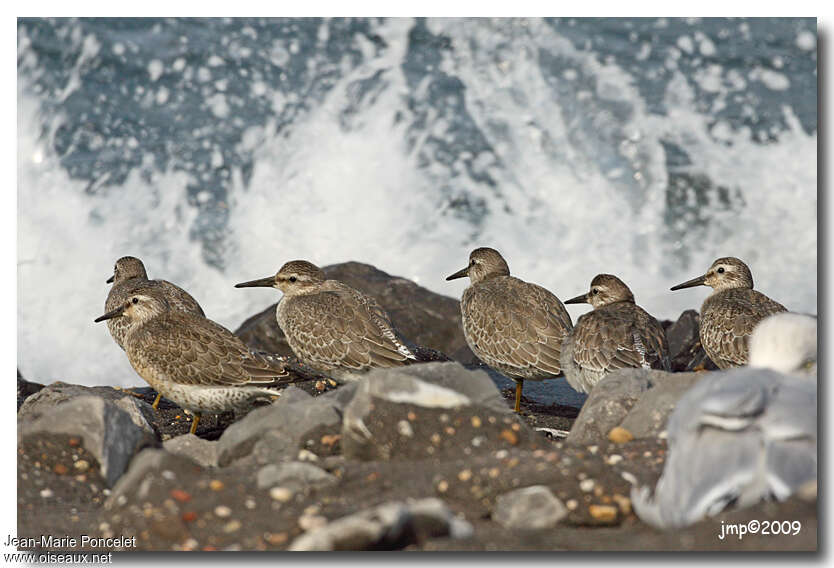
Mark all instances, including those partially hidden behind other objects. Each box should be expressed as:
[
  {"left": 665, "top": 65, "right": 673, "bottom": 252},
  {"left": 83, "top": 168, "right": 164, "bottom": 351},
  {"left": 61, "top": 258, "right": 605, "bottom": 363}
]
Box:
[
  {"left": 95, "top": 285, "right": 295, "bottom": 435},
  {"left": 561, "top": 274, "right": 670, "bottom": 393},
  {"left": 445, "top": 247, "right": 573, "bottom": 413},
  {"left": 631, "top": 314, "right": 817, "bottom": 528},
  {"left": 235, "top": 260, "right": 416, "bottom": 374},
  {"left": 104, "top": 256, "right": 205, "bottom": 409},
  {"left": 670, "top": 257, "right": 787, "bottom": 369}
]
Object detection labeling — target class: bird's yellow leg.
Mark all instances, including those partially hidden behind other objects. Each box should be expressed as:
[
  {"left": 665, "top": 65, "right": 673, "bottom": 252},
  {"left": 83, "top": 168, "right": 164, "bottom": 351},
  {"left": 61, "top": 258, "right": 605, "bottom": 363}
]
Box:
[
  {"left": 514, "top": 381, "right": 523, "bottom": 413},
  {"left": 189, "top": 413, "right": 202, "bottom": 435},
  {"left": 152, "top": 393, "right": 162, "bottom": 409}
]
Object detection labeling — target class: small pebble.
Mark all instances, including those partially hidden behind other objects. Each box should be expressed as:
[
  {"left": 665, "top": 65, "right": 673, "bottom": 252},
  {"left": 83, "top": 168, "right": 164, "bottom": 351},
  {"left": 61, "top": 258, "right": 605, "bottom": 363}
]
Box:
[
  {"left": 620, "top": 471, "right": 638, "bottom": 485},
  {"left": 588, "top": 504, "right": 618, "bottom": 523},
  {"left": 223, "top": 520, "right": 242, "bottom": 533},
  {"left": 161, "top": 470, "right": 176, "bottom": 480},
  {"left": 182, "top": 511, "right": 198, "bottom": 523},
  {"left": 74, "top": 460, "right": 90, "bottom": 472},
  {"left": 458, "top": 469, "right": 472, "bottom": 482},
  {"left": 587, "top": 445, "right": 599, "bottom": 455},
  {"left": 209, "top": 479, "right": 225, "bottom": 491},
  {"left": 397, "top": 420, "right": 414, "bottom": 438},
  {"left": 214, "top": 505, "right": 231, "bottom": 518},
  {"left": 566, "top": 499, "right": 578, "bottom": 511},
  {"left": 265, "top": 532, "right": 288, "bottom": 546},
  {"left": 495, "top": 449, "right": 509, "bottom": 459},
  {"left": 270, "top": 487, "right": 293, "bottom": 503},
  {"left": 605, "top": 454, "right": 623, "bottom": 465},
  {"left": 320, "top": 434, "right": 340, "bottom": 446},
  {"left": 470, "top": 416, "right": 482, "bottom": 428},
  {"left": 407, "top": 411, "right": 417, "bottom": 421},
  {"left": 245, "top": 498, "right": 257, "bottom": 509},
  {"left": 437, "top": 480, "right": 449, "bottom": 493},
  {"left": 314, "top": 380, "right": 326, "bottom": 392},
  {"left": 430, "top": 433, "right": 442, "bottom": 445},
  {"left": 40, "top": 488, "right": 53, "bottom": 498},
  {"left": 297, "top": 449, "right": 319, "bottom": 462},
  {"left": 499, "top": 429, "right": 518, "bottom": 445},
  {"left": 170, "top": 489, "right": 191, "bottom": 503},
  {"left": 608, "top": 426, "right": 634, "bottom": 444},
  {"left": 53, "top": 464, "right": 68, "bottom": 475},
  {"left": 182, "top": 538, "right": 198, "bottom": 551},
  {"left": 579, "top": 479, "right": 595, "bottom": 493}
]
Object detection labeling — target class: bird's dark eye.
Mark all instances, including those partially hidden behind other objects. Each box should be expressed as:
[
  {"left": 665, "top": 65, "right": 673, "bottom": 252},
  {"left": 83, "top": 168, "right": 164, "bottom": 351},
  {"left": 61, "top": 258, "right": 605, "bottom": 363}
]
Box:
[
  {"left": 289, "top": 276, "right": 297, "bottom": 283},
  {"left": 592, "top": 288, "right": 599, "bottom": 295},
  {"left": 717, "top": 267, "right": 725, "bottom": 274},
  {"left": 470, "top": 259, "right": 475, "bottom": 266},
  {"left": 132, "top": 297, "right": 139, "bottom": 304}
]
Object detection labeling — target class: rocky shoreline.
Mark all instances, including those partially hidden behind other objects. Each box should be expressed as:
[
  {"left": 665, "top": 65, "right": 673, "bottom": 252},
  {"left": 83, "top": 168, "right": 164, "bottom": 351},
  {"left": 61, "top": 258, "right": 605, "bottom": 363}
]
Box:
[{"left": 17, "top": 262, "right": 816, "bottom": 552}]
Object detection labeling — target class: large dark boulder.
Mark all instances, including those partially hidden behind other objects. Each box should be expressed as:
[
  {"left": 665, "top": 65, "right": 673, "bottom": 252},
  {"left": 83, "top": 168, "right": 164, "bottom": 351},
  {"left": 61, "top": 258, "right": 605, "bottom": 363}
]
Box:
[{"left": 234, "top": 261, "right": 474, "bottom": 363}]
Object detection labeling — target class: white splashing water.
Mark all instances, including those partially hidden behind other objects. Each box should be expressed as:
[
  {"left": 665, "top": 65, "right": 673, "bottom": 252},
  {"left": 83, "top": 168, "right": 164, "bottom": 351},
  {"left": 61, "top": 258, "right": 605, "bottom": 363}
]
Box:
[{"left": 17, "top": 19, "right": 816, "bottom": 387}]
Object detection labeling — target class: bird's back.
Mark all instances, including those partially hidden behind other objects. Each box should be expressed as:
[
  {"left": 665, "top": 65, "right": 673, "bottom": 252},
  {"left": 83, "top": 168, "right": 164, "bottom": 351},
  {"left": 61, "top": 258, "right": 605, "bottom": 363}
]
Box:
[
  {"left": 460, "top": 276, "right": 573, "bottom": 380},
  {"left": 563, "top": 302, "right": 669, "bottom": 393},
  {"left": 125, "top": 311, "right": 288, "bottom": 390},
  {"left": 277, "top": 280, "right": 414, "bottom": 372},
  {"left": 700, "top": 288, "right": 787, "bottom": 368}
]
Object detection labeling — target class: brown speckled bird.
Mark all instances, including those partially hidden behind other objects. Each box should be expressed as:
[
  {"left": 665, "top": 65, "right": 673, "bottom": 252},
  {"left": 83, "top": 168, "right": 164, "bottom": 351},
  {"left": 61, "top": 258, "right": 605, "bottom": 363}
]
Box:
[
  {"left": 446, "top": 247, "right": 573, "bottom": 413},
  {"left": 561, "top": 274, "right": 669, "bottom": 394},
  {"left": 105, "top": 257, "right": 205, "bottom": 348},
  {"left": 95, "top": 285, "right": 294, "bottom": 435},
  {"left": 670, "top": 257, "right": 787, "bottom": 369},
  {"left": 235, "top": 260, "right": 416, "bottom": 374},
  {"left": 105, "top": 256, "right": 205, "bottom": 409}
]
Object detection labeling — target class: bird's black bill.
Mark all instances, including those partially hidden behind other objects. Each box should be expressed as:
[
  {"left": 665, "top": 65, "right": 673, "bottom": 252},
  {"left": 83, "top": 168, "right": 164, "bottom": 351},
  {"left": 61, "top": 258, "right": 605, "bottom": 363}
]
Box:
[
  {"left": 670, "top": 274, "right": 706, "bottom": 291},
  {"left": 564, "top": 293, "right": 589, "bottom": 305},
  {"left": 235, "top": 276, "right": 276, "bottom": 289},
  {"left": 445, "top": 267, "right": 469, "bottom": 281},
  {"left": 94, "top": 305, "right": 125, "bottom": 322},
  {"left": 106, "top": 275, "right": 114, "bottom": 284}
]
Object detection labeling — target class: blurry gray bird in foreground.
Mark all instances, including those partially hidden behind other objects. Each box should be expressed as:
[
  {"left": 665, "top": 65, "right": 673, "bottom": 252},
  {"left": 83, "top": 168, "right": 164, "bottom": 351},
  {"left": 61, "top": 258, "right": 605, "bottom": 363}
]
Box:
[{"left": 631, "top": 312, "right": 817, "bottom": 529}]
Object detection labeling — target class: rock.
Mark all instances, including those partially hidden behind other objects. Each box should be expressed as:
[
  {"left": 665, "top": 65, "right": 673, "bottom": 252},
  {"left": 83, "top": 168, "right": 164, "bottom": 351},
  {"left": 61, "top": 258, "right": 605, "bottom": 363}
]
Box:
[
  {"left": 18, "top": 386, "right": 158, "bottom": 487},
  {"left": 217, "top": 386, "right": 342, "bottom": 467},
  {"left": 105, "top": 449, "right": 177, "bottom": 508},
  {"left": 163, "top": 434, "right": 219, "bottom": 468},
  {"left": 256, "top": 462, "right": 338, "bottom": 492},
  {"left": 663, "top": 311, "right": 720, "bottom": 371},
  {"left": 19, "top": 382, "right": 157, "bottom": 434},
  {"left": 492, "top": 486, "right": 568, "bottom": 529},
  {"left": 17, "top": 370, "right": 44, "bottom": 411},
  {"left": 566, "top": 370, "right": 653, "bottom": 445},
  {"left": 288, "top": 498, "right": 472, "bottom": 551},
  {"left": 234, "top": 261, "right": 474, "bottom": 363},
  {"left": 619, "top": 371, "right": 703, "bottom": 438},
  {"left": 341, "top": 363, "right": 535, "bottom": 461}
]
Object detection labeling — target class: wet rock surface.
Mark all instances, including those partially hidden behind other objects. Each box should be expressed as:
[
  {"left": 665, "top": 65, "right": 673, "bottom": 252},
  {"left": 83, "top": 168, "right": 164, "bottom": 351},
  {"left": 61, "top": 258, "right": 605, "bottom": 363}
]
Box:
[{"left": 16, "top": 289, "right": 816, "bottom": 551}]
